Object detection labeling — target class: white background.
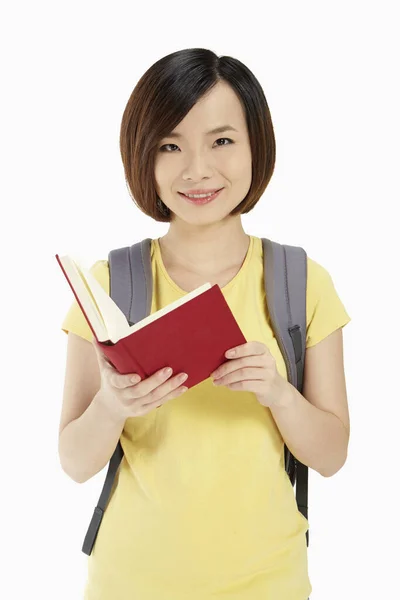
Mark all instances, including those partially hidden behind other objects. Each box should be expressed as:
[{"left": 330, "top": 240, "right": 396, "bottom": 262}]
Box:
[{"left": 2, "top": 1, "right": 398, "bottom": 598}]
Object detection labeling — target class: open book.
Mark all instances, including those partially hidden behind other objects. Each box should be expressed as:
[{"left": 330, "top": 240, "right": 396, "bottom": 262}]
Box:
[{"left": 56, "top": 253, "right": 247, "bottom": 389}]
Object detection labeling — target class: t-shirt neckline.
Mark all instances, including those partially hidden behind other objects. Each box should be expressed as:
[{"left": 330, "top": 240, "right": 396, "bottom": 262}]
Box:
[{"left": 153, "top": 235, "right": 254, "bottom": 295}]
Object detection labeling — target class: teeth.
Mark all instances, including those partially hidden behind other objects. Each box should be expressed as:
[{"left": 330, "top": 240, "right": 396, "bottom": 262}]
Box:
[{"left": 185, "top": 191, "right": 216, "bottom": 198}]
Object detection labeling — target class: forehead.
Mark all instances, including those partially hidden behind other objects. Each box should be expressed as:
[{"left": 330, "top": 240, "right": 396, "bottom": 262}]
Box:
[{"left": 168, "top": 82, "right": 246, "bottom": 138}]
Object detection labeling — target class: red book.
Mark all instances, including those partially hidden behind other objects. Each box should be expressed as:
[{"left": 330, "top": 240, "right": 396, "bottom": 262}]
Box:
[{"left": 56, "top": 253, "right": 247, "bottom": 390}]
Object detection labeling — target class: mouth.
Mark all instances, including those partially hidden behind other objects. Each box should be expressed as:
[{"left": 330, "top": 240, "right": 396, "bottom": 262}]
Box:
[{"left": 178, "top": 188, "right": 224, "bottom": 205}]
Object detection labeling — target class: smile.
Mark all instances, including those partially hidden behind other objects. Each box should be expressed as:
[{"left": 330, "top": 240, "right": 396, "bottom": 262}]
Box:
[{"left": 178, "top": 188, "right": 224, "bottom": 205}]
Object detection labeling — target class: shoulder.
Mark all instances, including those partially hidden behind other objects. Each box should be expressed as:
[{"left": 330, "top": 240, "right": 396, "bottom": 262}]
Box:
[
  {"left": 306, "top": 255, "right": 333, "bottom": 290},
  {"left": 304, "top": 255, "right": 351, "bottom": 347},
  {"left": 305, "top": 254, "right": 345, "bottom": 307}
]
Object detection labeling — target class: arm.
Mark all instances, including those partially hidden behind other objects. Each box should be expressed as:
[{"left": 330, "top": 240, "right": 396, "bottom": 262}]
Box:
[
  {"left": 270, "top": 328, "right": 350, "bottom": 477},
  {"left": 58, "top": 333, "right": 126, "bottom": 484},
  {"left": 59, "top": 389, "right": 126, "bottom": 484}
]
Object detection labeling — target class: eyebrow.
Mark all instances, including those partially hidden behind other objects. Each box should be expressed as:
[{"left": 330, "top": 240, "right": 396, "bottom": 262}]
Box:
[{"left": 165, "top": 125, "right": 239, "bottom": 139}]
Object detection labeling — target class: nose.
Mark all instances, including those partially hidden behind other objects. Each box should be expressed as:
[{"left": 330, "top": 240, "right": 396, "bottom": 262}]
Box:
[{"left": 182, "top": 151, "right": 214, "bottom": 181}]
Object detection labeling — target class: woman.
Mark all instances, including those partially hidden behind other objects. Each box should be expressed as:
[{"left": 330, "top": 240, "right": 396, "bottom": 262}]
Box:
[{"left": 59, "top": 48, "right": 351, "bottom": 599}]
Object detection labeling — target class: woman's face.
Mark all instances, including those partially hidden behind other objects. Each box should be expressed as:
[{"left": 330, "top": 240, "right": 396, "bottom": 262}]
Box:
[{"left": 154, "top": 81, "right": 253, "bottom": 227}]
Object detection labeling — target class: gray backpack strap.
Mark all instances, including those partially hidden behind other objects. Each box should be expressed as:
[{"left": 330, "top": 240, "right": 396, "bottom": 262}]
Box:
[
  {"left": 108, "top": 239, "right": 153, "bottom": 325},
  {"left": 82, "top": 238, "right": 153, "bottom": 556},
  {"left": 261, "top": 238, "right": 309, "bottom": 547}
]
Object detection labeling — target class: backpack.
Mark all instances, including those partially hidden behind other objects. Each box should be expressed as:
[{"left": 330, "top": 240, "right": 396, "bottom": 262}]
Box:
[{"left": 82, "top": 237, "right": 309, "bottom": 556}]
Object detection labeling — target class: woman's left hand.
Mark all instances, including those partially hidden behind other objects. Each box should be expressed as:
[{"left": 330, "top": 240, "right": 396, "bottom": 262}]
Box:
[{"left": 210, "top": 341, "right": 288, "bottom": 408}]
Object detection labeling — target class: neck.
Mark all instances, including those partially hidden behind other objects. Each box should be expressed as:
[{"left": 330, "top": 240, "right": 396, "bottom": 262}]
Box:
[{"left": 159, "top": 216, "right": 249, "bottom": 275}]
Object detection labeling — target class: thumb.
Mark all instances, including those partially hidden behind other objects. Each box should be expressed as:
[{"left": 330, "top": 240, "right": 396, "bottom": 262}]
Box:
[{"left": 92, "top": 339, "right": 111, "bottom": 367}]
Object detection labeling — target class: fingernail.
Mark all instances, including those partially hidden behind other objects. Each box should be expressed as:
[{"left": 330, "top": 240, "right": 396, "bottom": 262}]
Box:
[
  {"left": 164, "top": 367, "right": 173, "bottom": 376},
  {"left": 131, "top": 375, "right": 140, "bottom": 383}
]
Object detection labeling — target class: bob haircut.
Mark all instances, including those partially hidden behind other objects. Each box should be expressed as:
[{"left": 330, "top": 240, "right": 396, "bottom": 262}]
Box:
[{"left": 120, "top": 48, "right": 276, "bottom": 222}]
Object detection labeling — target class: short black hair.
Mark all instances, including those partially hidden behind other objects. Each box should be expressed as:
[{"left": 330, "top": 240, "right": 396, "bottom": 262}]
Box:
[{"left": 120, "top": 48, "right": 276, "bottom": 221}]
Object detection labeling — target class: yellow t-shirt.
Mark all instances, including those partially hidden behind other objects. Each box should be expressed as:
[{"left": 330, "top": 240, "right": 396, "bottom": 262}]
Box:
[{"left": 61, "top": 236, "right": 351, "bottom": 600}]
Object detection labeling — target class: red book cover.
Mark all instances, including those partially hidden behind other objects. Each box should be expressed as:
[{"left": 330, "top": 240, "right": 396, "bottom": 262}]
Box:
[
  {"left": 97, "top": 284, "right": 247, "bottom": 390},
  {"left": 56, "top": 254, "right": 247, "bottom": 390}
]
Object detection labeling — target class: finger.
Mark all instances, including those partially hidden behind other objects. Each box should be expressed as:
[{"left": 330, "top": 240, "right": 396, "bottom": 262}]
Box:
[
  {"left": 92, "top": 340, "right": 110, "bottom": 367},
  {"left": 211, "top": 355, "right": 265, "bottom": 380},
  {"left": 141, "top": 378, "right": 188, "bottom": 407},
  {"left": 225, "top": 341, "right": 267, "bottom": 359},
  {"left": 93, "top": 345, "right": 119, "bottom": 375},
  {"left": 118, "top": 367, "right": 172, "bottom": 400},
  {"left": 213, "top": 367, "right": 265, "bottom": 387},
  {"left": 121, "top": 366, "right": 174, "bottom": 399},
  {"left": 91, "top": 342, "right": 141, "bottom": 389},
  {"left": 110, "top": 371, "right": 142, "bottom": 390},
  {"left": 92, "top": 339, "right": 108, "bottom": 361},
  {"left": 134, "top": 383, "right": 188, "bottom": 415},
  {"left": 123, "top": 370, "right": 187, "bottom": 404},
  {"left": 224, "top": 380, "right": 263, "bottom": 393}
]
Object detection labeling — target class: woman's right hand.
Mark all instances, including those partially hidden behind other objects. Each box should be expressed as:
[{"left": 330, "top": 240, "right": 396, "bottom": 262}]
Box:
[{"left": 92, "top": 340, "right": 189, "bottom": 420}]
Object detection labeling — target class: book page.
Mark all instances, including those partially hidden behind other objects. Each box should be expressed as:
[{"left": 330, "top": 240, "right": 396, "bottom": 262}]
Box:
[
  {"left": 58, "top": 255, "right": 130, "bottom": 343},
  {"left": 122, "top": 282, "right": 212, "bottom": 338},
  {"left": 58, "top": 255, "right": 108, "bottom": 341},
  {"left": 59, "top": 254, "right": 213, "bottom": 344},
  {"left": 74, "top": 261, "right": 131, "bottom": 342}
]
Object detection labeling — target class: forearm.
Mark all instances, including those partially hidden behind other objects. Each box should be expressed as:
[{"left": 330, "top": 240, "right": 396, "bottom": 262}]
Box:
[
  {"left": 58, "top": 390, "right": 126, "bottom": 484},
  {"left": 269, "top": 377, "right": 349, "bottom": 477}
]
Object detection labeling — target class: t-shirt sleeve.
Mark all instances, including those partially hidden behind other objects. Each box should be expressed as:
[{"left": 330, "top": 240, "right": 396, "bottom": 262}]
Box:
[
  {"left": 306, "top": 256, "right": 351, "bottom": 348},
  {"left": 61, "top": 259, "right": 110, "bottom": 342}
]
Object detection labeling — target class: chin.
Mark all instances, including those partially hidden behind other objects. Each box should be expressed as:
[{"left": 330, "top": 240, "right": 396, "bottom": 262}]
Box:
[{"left": 173, "top": 207, "right": 234, "bottom": 227}]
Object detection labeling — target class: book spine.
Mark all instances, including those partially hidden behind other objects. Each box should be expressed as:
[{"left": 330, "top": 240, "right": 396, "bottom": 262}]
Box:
[{"left": 97, "top": 338, "right": 146, "bottom": 379}]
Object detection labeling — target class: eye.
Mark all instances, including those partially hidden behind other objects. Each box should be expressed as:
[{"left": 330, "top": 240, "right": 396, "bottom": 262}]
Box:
[
  {"left": 158, "top": 138, "right": 234, "bottom": 152},
  {"left": 215, "top": 137, "right": 234, "bottom": 146},
  {"left": 159, "top": 143, "right": 179, "bottom": 152}
]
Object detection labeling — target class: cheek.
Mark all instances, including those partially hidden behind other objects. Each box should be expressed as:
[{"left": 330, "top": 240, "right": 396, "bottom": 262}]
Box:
[
  {"left": 154, "top": 159, "right": 177, "bottom": 195},
  {"left": 229, "top": 163, "right": 252, "bottom": 197},
  {"left": 153, "top": 163, "right": 162, "bottom": 189},
  {"left": 223, "top": 148, "right": 252, "bottom": 180}
]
